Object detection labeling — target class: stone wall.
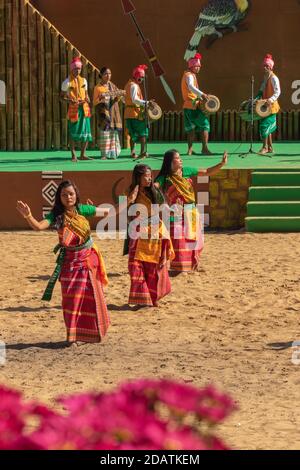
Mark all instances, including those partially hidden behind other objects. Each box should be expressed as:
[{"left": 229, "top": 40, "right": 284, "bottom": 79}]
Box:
[{"left": 209, "top": 170, "right": 252, "bottom": 229}]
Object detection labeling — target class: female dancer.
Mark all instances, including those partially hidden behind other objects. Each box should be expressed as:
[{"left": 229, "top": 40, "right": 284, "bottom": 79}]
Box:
[
  {"left": 155, "top": 150, "right": 227, "bottom": 273},
  {"left": 125, "top": 164, "right": 174, "bottom": 307},
  {"left": 17, "top": 180, "right": 110, "bottom": 344},
  {"left": 93, "top": 67, "right": 124, "bottom": 160}
]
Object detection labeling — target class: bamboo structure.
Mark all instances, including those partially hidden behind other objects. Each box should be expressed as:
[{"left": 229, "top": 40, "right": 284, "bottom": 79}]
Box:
[
  {"left": 0, "top": 0, "right": 100, "bottom": 151},
  {"left": 0, "top": 0, "right": 299, "bottom": 151}
]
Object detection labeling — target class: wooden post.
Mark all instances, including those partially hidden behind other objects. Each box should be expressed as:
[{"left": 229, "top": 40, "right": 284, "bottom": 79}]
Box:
[
  {"left": 28, "top": 5, "right": 38, "bottom": 150},
  {"left": 20, "top": 0, "right": 30, "bottom": 150},
  {"left": 0, "top": 0, "right": 6, "bottom": 149},
  {"left": 51, "top": 28, "right": 60, "bottom": 150},
  {"left": 59, "top": 36, "right": 68, "bottom": 149},
  {"left": 44, "top": 22, "right": 53, "bottom": 149},
  {"left": 12, "top": 0, "right": 21, "bottom": 150},
  {"left": 36, "top": 14, "right": 45, "bottom": 149}
]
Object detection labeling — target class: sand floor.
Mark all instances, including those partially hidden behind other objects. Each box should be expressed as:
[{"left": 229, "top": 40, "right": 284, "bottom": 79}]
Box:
[{"left": 0, "top": 231, "right": 300, "bottom": 450}]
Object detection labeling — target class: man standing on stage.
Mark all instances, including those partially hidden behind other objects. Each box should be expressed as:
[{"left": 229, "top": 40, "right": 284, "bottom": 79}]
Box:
[
  {"left": 256, "top": 54, "right": 281, "bottom": 155},
  {"left": 124, "top": 64, "right": 154, "bottom": 159},
  {"left": 181, "top": 53, "right": 211, "bottom": 156},
  {"left": 61, "top": 57, "right": 93, "bottom": 162}
]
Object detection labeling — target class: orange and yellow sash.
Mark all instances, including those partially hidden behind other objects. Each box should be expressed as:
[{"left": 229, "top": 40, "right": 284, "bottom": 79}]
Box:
[
  {"left": 168, "top": 174, "right": 200, "bottom": 240},
  {"left": 67, "top": 74, "right": 91, "bottom": 123},
  {"left": 133, "top": 191, "right": 174, "bottom": 264}
]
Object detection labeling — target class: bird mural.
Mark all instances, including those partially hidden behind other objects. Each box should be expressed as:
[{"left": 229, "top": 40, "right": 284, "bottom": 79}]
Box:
[{"left": 184, "top": 0, "right": 250, "bottom": 59}]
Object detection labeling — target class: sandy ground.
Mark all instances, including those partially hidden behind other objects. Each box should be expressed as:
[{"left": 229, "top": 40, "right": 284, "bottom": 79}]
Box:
[{"left": 0, "top": 230, "right": 300, "bottom": 450}]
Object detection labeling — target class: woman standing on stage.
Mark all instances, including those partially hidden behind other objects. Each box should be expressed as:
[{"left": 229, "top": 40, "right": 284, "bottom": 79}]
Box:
[
  {"left": 125, "top": 164, "right": 174, "bottom": 307},
  {"left": 93, "top": 67, "right": 124, "bottom": 160},
  {"left": 16, "top": 180, "right": 110, "bottom": 344},
  {"left": 155, "top": 150, "right": 227, "bottom": 273}
]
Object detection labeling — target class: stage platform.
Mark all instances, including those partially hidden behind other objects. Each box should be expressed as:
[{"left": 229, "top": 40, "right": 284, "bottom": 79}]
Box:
[
  {"left": 1, "top": 142, "right": 300, "bottom": 172},
  {"left": 1, "top": 142, "right": 300, "bottom": 231}
]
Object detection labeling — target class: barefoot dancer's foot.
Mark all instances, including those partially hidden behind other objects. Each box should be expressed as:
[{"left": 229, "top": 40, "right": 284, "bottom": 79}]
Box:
[
  {"left": 131, "top": 152, "right": 138, "bottom": 159},
  {"left": 71, "top": 156, "right": 78, "bottom": 162},
  {"left": 268, "top": 147, "right": 274, "bottom": 154}
]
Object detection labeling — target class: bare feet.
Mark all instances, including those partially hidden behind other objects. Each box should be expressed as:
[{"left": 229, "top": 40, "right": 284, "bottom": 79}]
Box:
[
  {"left": 101, "top": 156, "right": 107, "bottom": 160},
  {"left": 258, "top": 147, "right": 268, "bottom": 155},
  {"left": 79, "top": 155, "right": 93, "bottom": 160},
  {"left": 187, "top": 149, "right": 199, "bottom": 156},
  {"left": 268, "top": 147, "right": 274, "bottom": 154},
  {"left": 202, "top": 148, "right": 213, "bottom": 155},
  {"left": 138, "top": 152, "right": 149, "bottom": 159},
  {"left": 131, "top": 152, "right": 138, "bottom": 159}
]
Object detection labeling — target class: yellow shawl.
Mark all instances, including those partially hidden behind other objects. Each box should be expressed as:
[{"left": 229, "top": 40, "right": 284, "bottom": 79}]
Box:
[
  {"left": 133, "top": 191, "right": 174, "bottom": 264},
  {"left": 168, "top": 173, "right": 199, "bottom": 241},
  {"left": 67, "top": 74, "right": 91, "bottom": 123},
  {"left": 63, "top": 211, "right": 108, "bottom": 286}
]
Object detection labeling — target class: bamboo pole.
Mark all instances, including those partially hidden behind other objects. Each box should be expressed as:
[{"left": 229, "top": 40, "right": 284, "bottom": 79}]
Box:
[
  {"left": 12, "top": 0, "right": 21, "bottom": 150},
  {"left": 36, "top": 14, "right": 45, "bottom": 149},
  {"left": 44, "top": 22, "right": 53, "bottom": 149},
  {"left": 51, "top": 28, "right": 60, "bottom": 150},
  {"left": 0, "top": 0, "right": 6, "bottom": 149},
  {"left": 20, "top": 0, "right": 30, "bottom": 150},
  {"left": 28, "top": 6, "right": 38, "bottom": 149},
  {"left": 5, "top": 0, "right": 14, "bottom": 149},
  {"left": 59, "top": 36, "right": 68, "bottom": 149}
]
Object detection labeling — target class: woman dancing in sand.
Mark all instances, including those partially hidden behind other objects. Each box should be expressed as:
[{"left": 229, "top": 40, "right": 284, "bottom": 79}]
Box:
[
  {"left": 17, "top": 180, "right": 110, "bottom": 344},
  {"left": 155, "top": 150, "right": 227, "bottom": 273}
]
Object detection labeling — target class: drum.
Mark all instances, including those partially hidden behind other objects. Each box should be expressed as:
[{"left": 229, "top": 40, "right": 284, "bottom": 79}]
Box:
[
  {"left": 255, "top": 99, "right": 272, "bottom": 118},
  {"left": 199, "top": 95, "right": 220, "bottom": 116},
  {"left": 238, "top": 99, "right": 261, "bottom": 122},
  {"left": 147, "top": 102, "right": 162, "bottom": 121}
]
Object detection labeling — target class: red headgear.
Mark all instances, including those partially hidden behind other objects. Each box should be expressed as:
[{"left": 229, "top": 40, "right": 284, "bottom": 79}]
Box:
[
  {"left": 188, "top": 53, "right": 202, "bottom": 69},
  {"left": 263, "top": 54, "right": 274, "bottom": 70},
  {"left": 132, "top": 64, "right": 148, "bottom": 80},
  {"left": 70, "top": 56, "right": 83, "bottom": 71}
]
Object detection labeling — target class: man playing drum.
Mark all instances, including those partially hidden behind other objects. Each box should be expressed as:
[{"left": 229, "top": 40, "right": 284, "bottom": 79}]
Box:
[
  {"left": 256, "top": 54, "right": 281, "bottom": 155},
  {"left": 181, "top": 53, "right": 211, "bottom": 156},
  {"left": 124, "top": 64, "right": 155, "bottom": 159}
]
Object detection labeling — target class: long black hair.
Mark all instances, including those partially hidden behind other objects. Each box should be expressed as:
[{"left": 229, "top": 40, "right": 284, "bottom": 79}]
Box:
[
  {"left": 155, "top": 149, "right": 179, "bottom": 190},
  {"left": 129, "top": 164, "right": 162, "bottom": 204},
  {"left": 50, "top": 180, "right": 80, "bottom": 228}
]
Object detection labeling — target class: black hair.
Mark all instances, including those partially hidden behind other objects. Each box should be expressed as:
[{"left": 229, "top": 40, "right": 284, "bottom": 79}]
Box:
[
  {"left": 99, "top": 67, "right": 110, "bottom": 78},
  {"left": 50, "top": 180, "right": 80, "bottom": 228},
  {"left": 155, "top": 149, "right": 179, "bottom": 190},
  {"left": 129, "top": 164, "right": 162, "bottom": 204}
]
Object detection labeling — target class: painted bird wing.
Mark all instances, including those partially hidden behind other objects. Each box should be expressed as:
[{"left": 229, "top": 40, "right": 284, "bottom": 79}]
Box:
[{"left": 195, "top": 0, "right": 237, "bottom": 31}]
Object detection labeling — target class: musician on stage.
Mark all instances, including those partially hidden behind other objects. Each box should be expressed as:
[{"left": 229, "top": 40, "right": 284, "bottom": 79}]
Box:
[
  {"left": 93, "top": 67, "right": 124, "bottom": 160},
  {"left": 181, "top": 53, "right": 211, "bottom": 156},
  {"left": 61, "top": 57, "right": 93, "bottom": 162},
  {"left": 124, "top": 64, "right": 154, "bottom": 159},
  {"left": 256, "top": 54, "right": 281, "bottom": 155}
]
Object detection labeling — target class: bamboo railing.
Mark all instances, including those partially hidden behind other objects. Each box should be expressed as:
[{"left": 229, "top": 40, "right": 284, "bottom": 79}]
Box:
[
  {"left": 148, "top": 110, "right": 300, "bottom": 143},
  {"left": 0, "top": 1, "right": 299, "bottom": 151}
]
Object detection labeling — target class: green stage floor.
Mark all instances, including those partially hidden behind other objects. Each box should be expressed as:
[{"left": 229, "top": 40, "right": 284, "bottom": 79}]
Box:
[{"left": 0, "top": 142, "right": 300, "bottom": 172}]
